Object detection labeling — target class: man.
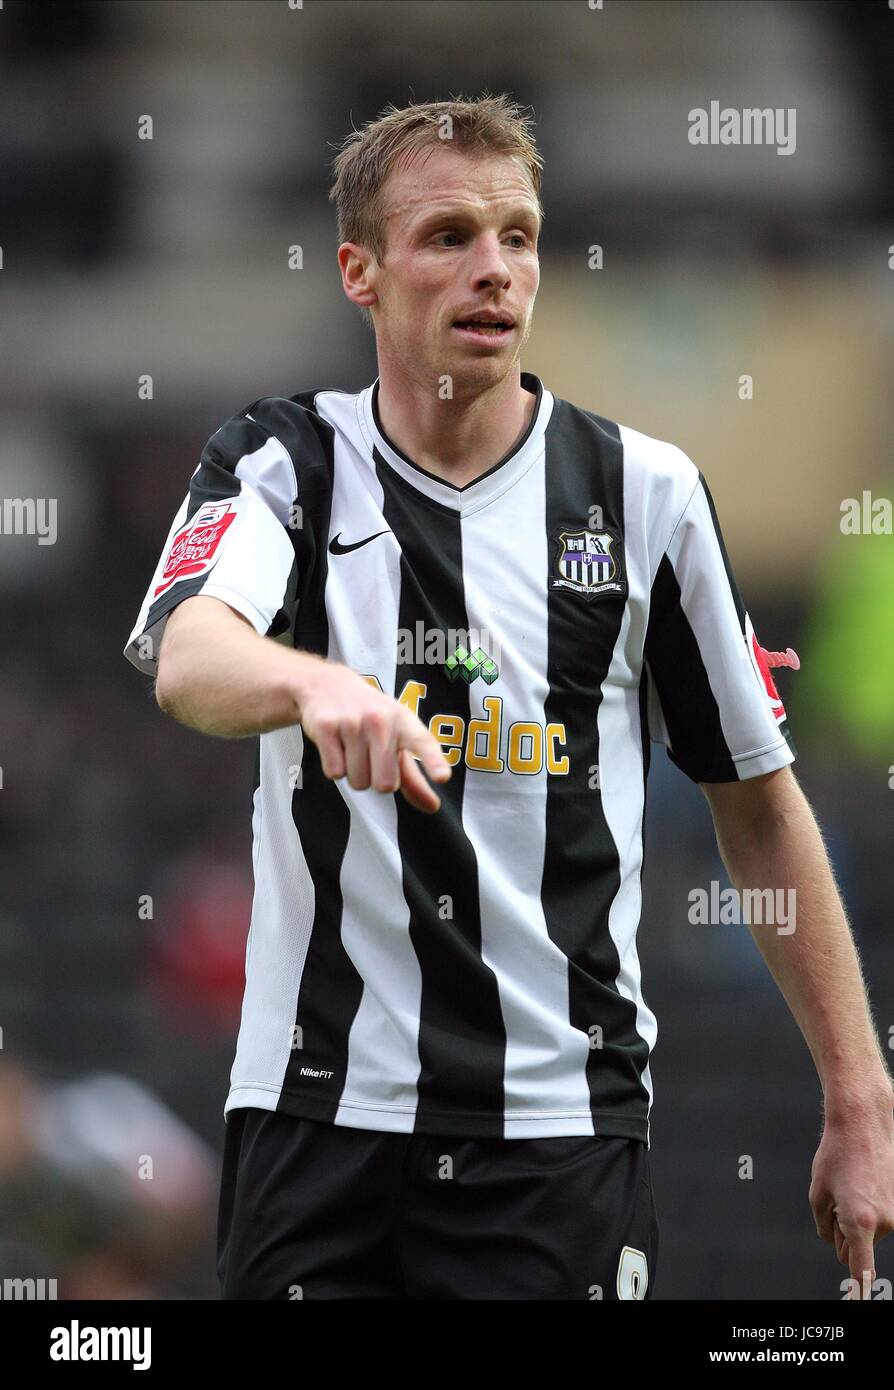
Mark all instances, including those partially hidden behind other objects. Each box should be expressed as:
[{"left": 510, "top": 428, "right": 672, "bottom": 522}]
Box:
[{"left": 124, "top": 95, "right": 894, "bottom": 1300}]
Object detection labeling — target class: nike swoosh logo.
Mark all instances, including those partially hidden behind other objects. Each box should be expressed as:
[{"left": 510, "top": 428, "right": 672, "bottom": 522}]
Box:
[{"left": 328, "top": 530, "right": 389, "bottom": 555}]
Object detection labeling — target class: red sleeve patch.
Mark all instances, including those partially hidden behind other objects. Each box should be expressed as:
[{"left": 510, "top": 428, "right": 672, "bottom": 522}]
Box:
[
  {"left": 744, "top": 613, "right": 797, "bottom": 724},
  {"left": 154, "top": 500, "right": 237, "bottom": 598}
]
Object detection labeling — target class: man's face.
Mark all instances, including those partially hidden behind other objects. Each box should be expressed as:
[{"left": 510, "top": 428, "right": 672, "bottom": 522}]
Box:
[{"left": 360, "top": 146, "right": 541, "bottom": 391}]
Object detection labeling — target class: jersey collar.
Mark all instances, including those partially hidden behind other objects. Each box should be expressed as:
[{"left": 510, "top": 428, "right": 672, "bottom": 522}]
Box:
[{"left": 359, "top": 371, "right": 553, "bottom": 514}]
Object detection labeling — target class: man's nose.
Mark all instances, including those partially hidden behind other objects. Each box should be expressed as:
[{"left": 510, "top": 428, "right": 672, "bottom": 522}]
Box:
[{"left": 468, "top": 234, "right": 511, "bottom": 289}]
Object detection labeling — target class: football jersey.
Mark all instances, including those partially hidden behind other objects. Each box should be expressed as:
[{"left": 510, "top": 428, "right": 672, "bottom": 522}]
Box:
[{"left": 124, "top": 371, "right": 797, "bottom": 1141}]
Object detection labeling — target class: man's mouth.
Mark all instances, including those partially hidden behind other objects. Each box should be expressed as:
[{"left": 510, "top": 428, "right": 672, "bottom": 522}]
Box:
[{"left": 452, "top": 318, "right": 515, "bottom": 340}]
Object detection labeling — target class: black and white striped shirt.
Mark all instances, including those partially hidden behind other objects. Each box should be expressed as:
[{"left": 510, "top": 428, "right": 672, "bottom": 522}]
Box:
[{"left": 124, "top": 371, "right": 796, "bottom": 1142}]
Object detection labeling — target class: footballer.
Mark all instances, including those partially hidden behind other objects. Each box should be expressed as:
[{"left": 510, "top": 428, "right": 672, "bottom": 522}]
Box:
[{"left": 125, "top": 95, "right": 894, "bottom": 1300}]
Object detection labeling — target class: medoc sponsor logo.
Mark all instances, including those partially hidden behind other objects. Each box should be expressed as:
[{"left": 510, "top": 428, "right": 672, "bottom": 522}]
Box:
[
  {"left": 49, "top": 1321, "right": 151, "bottom": 1371},
  {"left": 361, "top": 674, "right": 569, "bottom": 778},
  {"left": 688, "top": 102, "right": 796, "bottom": 156}
]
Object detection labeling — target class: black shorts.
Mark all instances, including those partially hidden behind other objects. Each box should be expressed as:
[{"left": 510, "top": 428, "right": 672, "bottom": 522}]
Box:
[{"left": 217, "top": 1107, "right": 659, "bottom": 1300}]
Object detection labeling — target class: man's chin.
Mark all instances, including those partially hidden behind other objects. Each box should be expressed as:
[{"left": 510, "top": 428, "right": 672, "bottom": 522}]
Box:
[{"left": 443, "top": 344, "right": 520, "bottom": 386}]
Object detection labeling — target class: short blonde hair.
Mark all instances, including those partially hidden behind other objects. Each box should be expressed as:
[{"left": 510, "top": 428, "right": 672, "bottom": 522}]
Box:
[{"left": 328, "top": 93, "right": 544, "bottom": 328}]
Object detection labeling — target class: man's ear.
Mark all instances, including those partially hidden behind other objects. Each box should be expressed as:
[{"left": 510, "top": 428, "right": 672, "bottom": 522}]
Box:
[{"left": 337, "top": 242, "right": 378, "bottom": 313}]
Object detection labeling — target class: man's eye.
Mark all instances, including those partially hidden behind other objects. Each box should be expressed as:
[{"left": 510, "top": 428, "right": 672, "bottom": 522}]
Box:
[{"left": 433, "top": 230, "right": 530, "bottom": 248}]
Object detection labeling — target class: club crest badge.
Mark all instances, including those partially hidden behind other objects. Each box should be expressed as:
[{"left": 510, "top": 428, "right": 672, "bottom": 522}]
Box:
[{"left": 552, "top": 528, "right": 626, "bottom": 598}]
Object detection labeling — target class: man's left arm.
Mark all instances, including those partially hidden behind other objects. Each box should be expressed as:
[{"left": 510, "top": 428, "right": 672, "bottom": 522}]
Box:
[{"left": 701, "top": 764, "right": 894, "bottom": 1297}]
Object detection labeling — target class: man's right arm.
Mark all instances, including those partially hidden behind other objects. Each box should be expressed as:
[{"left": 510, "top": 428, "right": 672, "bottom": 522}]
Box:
[
  {"left": 155, "top": 594, "right": 309, "bottom": 737},
  {"left": 155, "top": 595, "right": 451, "bottom": 813}
]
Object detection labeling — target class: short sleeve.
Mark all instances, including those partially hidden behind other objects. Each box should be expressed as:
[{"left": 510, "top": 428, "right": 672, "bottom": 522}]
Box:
[
  {"left": 643, "top": 471, "right": 797, "bottom": 783},
  {"left": 123, "top": 407, "right": 300, "bottom": 676}
]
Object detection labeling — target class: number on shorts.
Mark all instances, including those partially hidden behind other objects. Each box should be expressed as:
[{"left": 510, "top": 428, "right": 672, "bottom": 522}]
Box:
[{"left": 616, "top": 1245, "right": 648, "bottom": 1300}]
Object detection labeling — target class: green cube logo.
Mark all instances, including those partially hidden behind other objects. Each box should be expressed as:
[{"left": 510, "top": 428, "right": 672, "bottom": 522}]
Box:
[
  {"left": 444, "top": 644, "right": 469, "bottom": 681},
  {"left": 444, "top": 644, "right": 499, "bottom": 685}
]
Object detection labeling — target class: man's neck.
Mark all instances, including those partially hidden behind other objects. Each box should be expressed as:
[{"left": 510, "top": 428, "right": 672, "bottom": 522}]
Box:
[{"left": 374, "top": 366, "right": 536, "bottom": 489}]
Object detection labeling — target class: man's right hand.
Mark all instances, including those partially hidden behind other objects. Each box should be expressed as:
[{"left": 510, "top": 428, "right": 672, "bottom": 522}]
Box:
[
  {"left": 291, "top": 658, "right": 452, "bottom": 813},
  {"left": 156, "top": 595, "right": 452, "bottom": 810}
]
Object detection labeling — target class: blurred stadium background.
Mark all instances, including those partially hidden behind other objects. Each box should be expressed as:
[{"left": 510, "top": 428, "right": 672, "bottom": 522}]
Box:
[{"left": 1, "top": 0, "right": 892, "bottom": 1299}]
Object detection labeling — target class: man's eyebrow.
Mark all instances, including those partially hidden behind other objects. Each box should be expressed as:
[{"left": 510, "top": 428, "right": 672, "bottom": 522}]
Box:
[{"left": 412, "top": 205, "right": 540, "bottom": 233}]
